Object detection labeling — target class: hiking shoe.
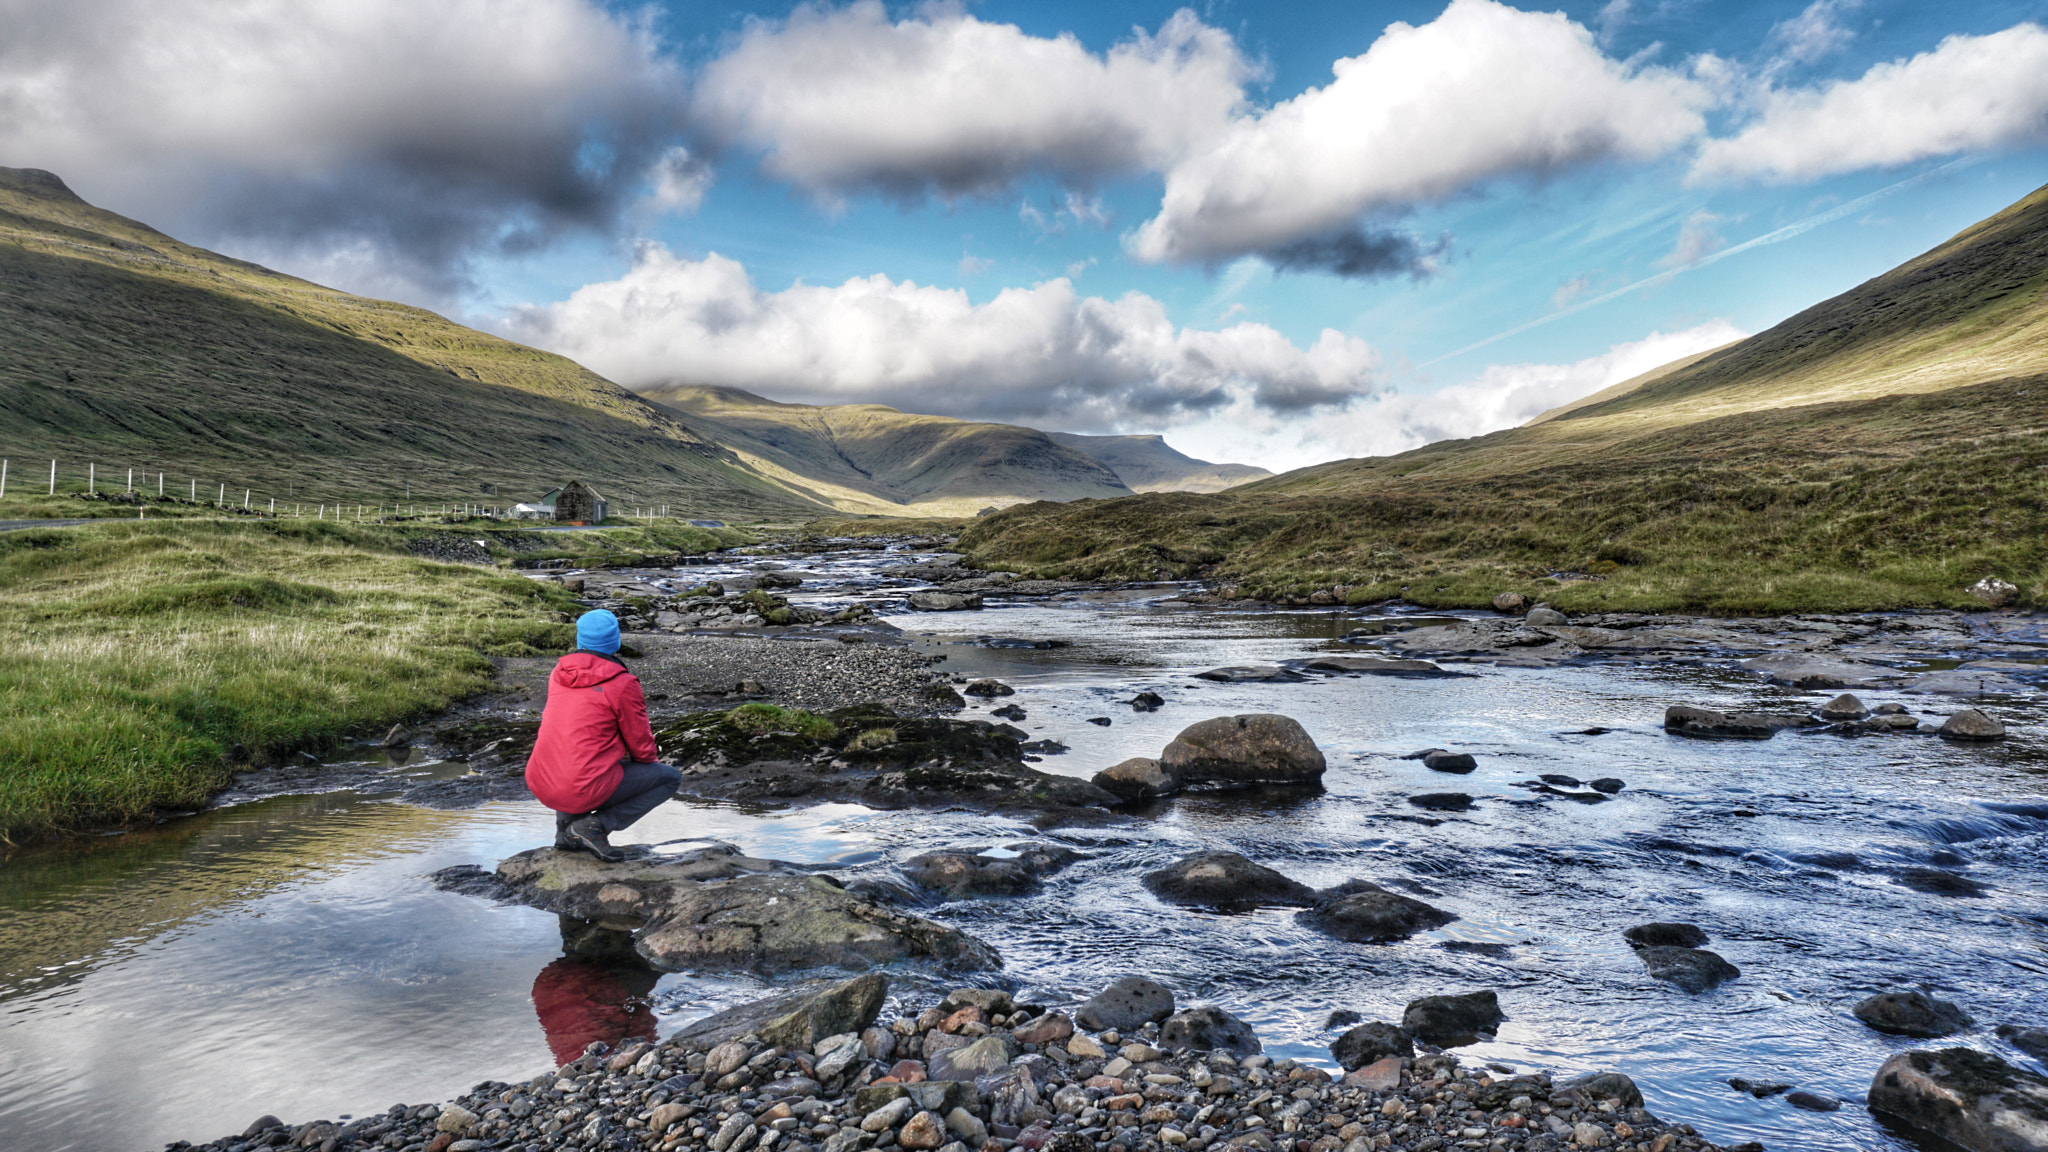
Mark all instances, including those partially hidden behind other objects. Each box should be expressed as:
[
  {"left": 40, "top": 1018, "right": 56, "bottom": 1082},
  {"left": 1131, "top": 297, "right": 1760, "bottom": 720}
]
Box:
[
  {"left": 553, "top": 821, "right": 578, "bottom": 851},
  {"left": 565, "top": 816, "right": 624, "bottom": 862}
]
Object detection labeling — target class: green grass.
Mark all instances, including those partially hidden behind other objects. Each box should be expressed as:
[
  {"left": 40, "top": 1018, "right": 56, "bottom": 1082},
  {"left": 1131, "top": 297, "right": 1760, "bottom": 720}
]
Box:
[
  {"left": 723, "top": 703, "right": 839, "bottom": 740},
  {"left": 0, "top": 517, "right": 751, "bottom": 845},
  {"left": 959, "top": 375, "right": 2048, "bottom": 614}
]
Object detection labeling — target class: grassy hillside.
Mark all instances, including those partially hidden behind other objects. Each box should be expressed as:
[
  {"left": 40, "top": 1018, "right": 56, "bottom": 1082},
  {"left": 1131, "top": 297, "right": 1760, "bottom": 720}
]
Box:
[
  {"left": 959, "top": 182, "right": 2048, "bottom": 612},
  {"left": 0, "top": 516, "right": 742, "bottom": 845},
  {"left": 0, "top": 167, "right": 825, "bottom": 520},
  {"left": 639, "top": 384, "right": 1132, "bottom": 516},
  {"left": 1046, "top": 432, "right": 1271, "bottom": 493}
]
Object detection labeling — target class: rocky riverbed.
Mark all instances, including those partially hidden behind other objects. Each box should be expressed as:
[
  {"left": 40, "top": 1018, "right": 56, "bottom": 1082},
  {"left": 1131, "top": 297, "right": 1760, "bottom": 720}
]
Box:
[
  {"left": 166, "top": 974, "right": 1763, "bottom": 1152},
  {"left": 9, "top": 536, "right": 2047, "bottom": 1152}
]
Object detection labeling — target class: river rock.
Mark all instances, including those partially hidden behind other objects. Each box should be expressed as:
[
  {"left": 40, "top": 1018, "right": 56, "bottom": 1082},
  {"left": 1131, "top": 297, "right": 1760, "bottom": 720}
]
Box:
[
  {"left": 1422, "top": 750, "right": 1477, "bottom": 773},
  {"left": 1896, "top": 867, "right": 1991, "bottom": 897},
  {"left": 1299, "top": 880, "right": 1456, "bottom": 943},
  {"left": 1589, "top": 777, "right": 1625, "bottom": 793},
  {"left": 1408, "top": 792, "right": 1473, "bottom": 811},
  {"left": 1143, "top": 852, "right": 1316, "bottom": 908},
  {"left": 1939, "top": 709, "right": 2007, "bottom": 740},
  {"left": 1330, "top": 1022, "right": 1414, "bottom": 1069},
  {"left": 964, "top": 679, "right": 1015, "bottom": 698},
  {"left": 1786, "top": 1090, "right": 1842, "bottom": 1112},
  {"left": 1635, "top": 945, "right": 1740, "bottom": 993},
  {"left": 1075, "top": 977, "right": 1175, "bottom": 1032},
  {"left": 484, "top": 845, "right": 999, "bottom": 973},
  {"left": 904, "top": 845, "right": 1081, "bottom": 898},
  {"left": 1969, "top": 576, "right": 2020, "bottom": 607},
  {"left": 1623, "top": 922, "right": 1709, "bottom": 949},
  {"left": 1130, "top": 692, "right": 1165, "bottom": 712},
  {"left": 1565, "top": 1072, "right": 1645, "bottom": 1109},
  {"left": 1156, "top": 714, "right": 1326, "bottom": 788},
  {"left": 929, "top": 1034, "right": 1018, "bottom": 1080},
  {"left": 1869, "top": 1048, "right": 2048, "bottom": 1152},
  {"left": 1664, "top": 705, "right": 1812, "bottom": 739},
  {"left": 1159, "top": 1006, "right": 1261, "bottom": 1056},
  {"left": 909, "top": 592, "right": 983, "bottom": 612},
  {"left": 1855, "top": 991, "right": 1976, "bottom": 1038},
  {"left": 1819, "top": 693, "right": 1871, "bottom": 721},
  {"left": 1525, "top": 606, "right": 1568, "bottom": 626},
  {"left": 1092, "top": 757, "right": 1179, "bottom": 801},
  {"left": 1297, "top": 656, "right": 1456, "bottom": 677},
  {"left": 1493, "top": 592, "right": 1529, "bottom": 614},
  {"left": 1191, "top": 666, "right": 1301, "bottom": 683},
  {"left": 1999, "top": 1025, "right": 2048, "bottom": 1062},
  {"left": 1400, "top": 991, "right": 1503, "bottom": 1044}
]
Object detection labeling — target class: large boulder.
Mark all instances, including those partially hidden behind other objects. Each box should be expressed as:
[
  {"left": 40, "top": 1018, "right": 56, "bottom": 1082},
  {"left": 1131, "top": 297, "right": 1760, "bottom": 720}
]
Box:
[
  {"left": 1075, "top": 976, "right": 1175, "bottom": 1032},
  {"left": 1160, "top": 1007, "right": 1261, "bottom": 1056},
  {"left": 668, "top": 974, "right": 888, "bottom": 1051},
  {"left": 1819, "top": 693, "right": 1871, "bottom": 721},
  {"left": 1939, "top": 709, "right": 2007, "bottom": 740},
  {"left": 483, "top": 845, "right": 999, "bottom": 973},
  {"left": 1401, "top": 991, "right": 1504, "bottom": 1045},
  {"left": 1157, "top": 714, "right": 1326, "bottom": 788},
  {"left": 1143, "top": 852, "right": 1316, "bottom": 909},
  {"left": 1855, "top": 991, "right": 1976, "bottom": 1038},
  {"left": 1969, "top": 577, "right": 2020, "bottom": 607},
  {"left": 1092, "top": 757, "right": 1180, "bottom": 801},
  {"left": 1331, "top": 1022, "right": 1413, "bottom": 1070},
  {"left": 1296, "top": 656, "right": 1458, "bottom": 677},
  {"left": 1192, "top": 666, "right": 1303, "bottom": 683},
  {"left": 1635, "top": 946, "right": 1740, "bottom": 993},
  {"left": 1664, "top": 705, "right": 1812, "bottom": 739},
  {"left": 1299, "top": 880, "right": 1455, "bottom": 943},
  {"left": 1868, "top": 1048, "right": 2048, "bottom": 1152},
  {"left": 1999, "top": 1025, "right": 2048, "bottom": 1062}
]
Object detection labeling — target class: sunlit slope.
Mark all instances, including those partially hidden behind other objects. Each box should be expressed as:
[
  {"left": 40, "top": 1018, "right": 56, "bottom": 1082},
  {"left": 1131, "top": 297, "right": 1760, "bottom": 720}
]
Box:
[
  {"left": 0, "top": 167, "right": 823, "bottom": 517},
  {"left": 1046, "top": 432, "right": 1271, "bottom": 493},
  {"left": 639, "top": 384, "right": 1132, "bottom": 515},
  {"left": 959, "top": 181, "right": 2048, "bottom": 611}
]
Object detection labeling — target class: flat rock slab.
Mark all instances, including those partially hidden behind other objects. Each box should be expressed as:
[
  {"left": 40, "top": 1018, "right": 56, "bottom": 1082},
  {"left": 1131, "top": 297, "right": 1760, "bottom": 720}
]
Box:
[
  {"left": 1192, "top": 666, "right": 1304, "bottom": 682},
  {"left": 654, "top": 705, "right": 1120, "bottom": 823},
  {"left": 1740, "top": 654, "right": 1896, "bottom": 688},
  {"left": 1665, "top": 705, "right": 1814, "bottom": 739},
  {"left": 1869, "top": 1048, "right": 2048, "bottom": 1152},
  {"left": 1293, "top": 657, "right": 1461, "bottom": 677},
  {"left": 1907, "top": 670, "right": 2030, "bottom": 696},
  {"left": 470, "top": 844, "right": 1000, "bottom": 974}
]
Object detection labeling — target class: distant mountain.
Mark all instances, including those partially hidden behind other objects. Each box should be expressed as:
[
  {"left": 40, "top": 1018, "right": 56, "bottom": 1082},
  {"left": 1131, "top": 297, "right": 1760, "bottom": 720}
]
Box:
[
  {"left": 958, "top": 179, "right": 2048, "bottom": 610},
  {"left": 0, "top": 167, "right": 825, "bottom": 518},
  {"left": 1046, "top": 432, "right": 1271, "bottom": 493},
  {"left": 637, "top": 384, "right": 1133, "bottom": 516}
]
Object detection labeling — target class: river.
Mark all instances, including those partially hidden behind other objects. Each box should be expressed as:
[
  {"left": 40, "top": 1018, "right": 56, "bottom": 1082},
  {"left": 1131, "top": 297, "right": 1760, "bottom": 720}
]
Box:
[{"left": 2, "top": 542, "right": 2043, "bottom": 1152}]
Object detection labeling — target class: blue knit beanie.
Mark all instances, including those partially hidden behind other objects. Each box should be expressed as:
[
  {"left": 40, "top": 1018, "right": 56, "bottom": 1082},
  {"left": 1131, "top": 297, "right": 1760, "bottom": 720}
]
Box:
[{"left": 576, "top": 609, "right": 621, "bottom": 654}]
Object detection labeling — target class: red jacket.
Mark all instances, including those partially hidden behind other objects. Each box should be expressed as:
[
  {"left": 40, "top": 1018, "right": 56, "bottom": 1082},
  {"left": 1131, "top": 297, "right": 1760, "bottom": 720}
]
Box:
[{"left": 525, "top": 652, "right": 659, "bottom": 814}]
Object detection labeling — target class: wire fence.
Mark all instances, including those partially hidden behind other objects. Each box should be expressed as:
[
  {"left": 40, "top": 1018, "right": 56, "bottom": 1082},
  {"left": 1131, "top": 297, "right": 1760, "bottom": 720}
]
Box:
[{"left": 0, "top": 456, "right": 717, "bottom": 528}]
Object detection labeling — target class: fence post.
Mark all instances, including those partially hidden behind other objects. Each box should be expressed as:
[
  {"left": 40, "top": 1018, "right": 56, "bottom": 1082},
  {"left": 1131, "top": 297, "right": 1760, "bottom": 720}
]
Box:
[
  {"left": 50, "top": 459, "right": 57, "bottom": 495},
  {"left": 244, "top": 490, "right": 250, "bottom": 509},
  {"left": 128, "top": 468, "right": 133, "bottom": 493},
  {"left": 1, "top": 458, "right": 7, "bottom": 498},
  {"left": 190, "top": 479, "right": 196, "bottom": 500},
  {"left": 218, "top": 483, "right": 224, "bottom": 506},
  {"left": 89, "top": 463, "right": 94, "bottom": 494},
  {"left": 158, "top": 473, "right": 164, "bottom": 496}
]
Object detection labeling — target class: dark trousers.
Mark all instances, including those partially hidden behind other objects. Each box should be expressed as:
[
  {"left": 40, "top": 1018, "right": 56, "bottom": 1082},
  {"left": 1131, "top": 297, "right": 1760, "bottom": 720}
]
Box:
[{"left": 556, "top": 761, "right": 681, "bottom": 835}]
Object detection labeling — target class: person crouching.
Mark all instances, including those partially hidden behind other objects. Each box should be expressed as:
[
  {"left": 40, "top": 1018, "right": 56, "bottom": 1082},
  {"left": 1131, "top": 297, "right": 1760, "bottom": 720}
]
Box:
[{"left": 524, "top": 609, "right": 680, "bottom": 861}]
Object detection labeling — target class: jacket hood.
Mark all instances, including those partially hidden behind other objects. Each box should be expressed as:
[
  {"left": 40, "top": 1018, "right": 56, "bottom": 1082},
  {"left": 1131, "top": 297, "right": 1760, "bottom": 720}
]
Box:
[{"left": 552, "top": 650, "right": 629, "bottom": 690}]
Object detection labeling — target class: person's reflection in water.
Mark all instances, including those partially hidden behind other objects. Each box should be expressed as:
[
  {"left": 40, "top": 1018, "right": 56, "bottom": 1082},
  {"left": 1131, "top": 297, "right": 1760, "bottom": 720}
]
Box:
[{"left": 530, "top": 957, "right": 661, "bottom": 1067}]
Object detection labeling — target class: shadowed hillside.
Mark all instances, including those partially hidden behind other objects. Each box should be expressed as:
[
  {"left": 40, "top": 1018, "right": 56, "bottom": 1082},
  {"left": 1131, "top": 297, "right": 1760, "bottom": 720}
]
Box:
[
  {"left": 638, "top": 384, "right": 1132, "bottom": 516},
  {"left": 959, "top": 182, "right": 2048, "bottom": 612},
  {"left": 1046, "top": 432, "right": 1271, "bottom": 493},
  {"left": 0, "top": 167, "right": 825, "bottom": 519}
]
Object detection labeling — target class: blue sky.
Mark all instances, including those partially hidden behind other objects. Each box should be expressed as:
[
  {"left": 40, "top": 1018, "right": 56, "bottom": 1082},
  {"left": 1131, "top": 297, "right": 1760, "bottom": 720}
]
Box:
[{"left": 6, "top": 0, "right": 2048, "bottom": 469}]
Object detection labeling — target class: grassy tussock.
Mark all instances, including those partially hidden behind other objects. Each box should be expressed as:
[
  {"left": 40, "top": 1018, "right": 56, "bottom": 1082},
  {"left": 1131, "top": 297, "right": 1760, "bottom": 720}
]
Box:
[
  {"left": 0, "top": 519, "right": 589, "bottom": 844},
  {"left": 803, "top": 515, "right": 970, "bottom": 538}
]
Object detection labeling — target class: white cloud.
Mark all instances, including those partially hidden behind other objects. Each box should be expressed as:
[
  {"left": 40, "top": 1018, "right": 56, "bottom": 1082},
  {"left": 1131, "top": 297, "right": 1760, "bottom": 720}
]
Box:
[
  {"left": 1692, "top": 23, "right": 2048, "bottom": 183},
  {"left": 1128, "top": 0, "right": 1711, "bottom": 271},
  {"left": 693, "top": 2, "right": 1253, "bottom": 201},
  {"left": 1768, "top": 0, "right": 1861, "bottom": 67},
  {"left": 0, "top": 0, "right": 687, "bottom": 303},
  {"left": 957, "top": 253, "right": 995, "bottom": 277},
  {"left": 648, "top": 147, "right": 715, "bottom": 213},
  {"left": 505, "top": 243, "right": 1381, "bottom": 427},
  {"left": 1164, "top": 321, "right": 1746, "bottom": 473},
  {"left": 1656, "top": 209, "right": 1727, "bottom": 268}
]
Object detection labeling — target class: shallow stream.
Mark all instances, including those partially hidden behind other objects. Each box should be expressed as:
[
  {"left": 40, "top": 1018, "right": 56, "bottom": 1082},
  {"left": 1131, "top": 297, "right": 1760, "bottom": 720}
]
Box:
[{"left": 3, "top": 545, "right": 2045, "bottom": 1152}]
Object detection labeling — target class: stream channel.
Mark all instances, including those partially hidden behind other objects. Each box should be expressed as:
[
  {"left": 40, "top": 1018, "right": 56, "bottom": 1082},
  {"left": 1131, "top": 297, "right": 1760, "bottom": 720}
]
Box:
[{"left": 2, "top": 542, "right": 2045, "bottom": 1152}]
